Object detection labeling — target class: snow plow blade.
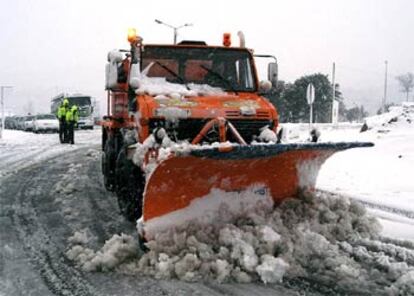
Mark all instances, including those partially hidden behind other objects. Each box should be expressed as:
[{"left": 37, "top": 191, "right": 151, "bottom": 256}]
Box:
[{"left": 141, "top": 142, "right": 373, "bottom": 239}]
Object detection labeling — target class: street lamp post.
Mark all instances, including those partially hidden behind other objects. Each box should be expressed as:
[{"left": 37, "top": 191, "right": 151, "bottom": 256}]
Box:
[
  {"left": 154, "top": 19, "right": 193, "bottom": 44},
  {"left": 0, "top": 86, "right": 13, "bottom": 139},
  {"left": 382, "top": 60, "right": 388, "bottom": 113}
]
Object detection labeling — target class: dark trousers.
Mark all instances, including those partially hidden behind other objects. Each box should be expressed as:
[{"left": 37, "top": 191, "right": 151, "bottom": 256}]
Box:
[
  {"left": 67, "top": 122, "right": 75, "bottom": 144},
  {"left": 59, "top": 119, "right": 67, "bottom": 143}
]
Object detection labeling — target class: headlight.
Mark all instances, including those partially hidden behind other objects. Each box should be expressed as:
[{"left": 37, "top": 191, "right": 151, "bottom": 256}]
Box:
[
  {"left": 154, "top": 107, "right": 191, "bottom": 119},
  {"left": 240, "top": 106, "right": 256, "bottom": 116}
]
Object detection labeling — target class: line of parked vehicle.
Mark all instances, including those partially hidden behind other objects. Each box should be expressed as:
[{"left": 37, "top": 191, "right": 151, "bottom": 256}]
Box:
[{"left": 4, "top": 114, "right": 59, "bottom": 133}]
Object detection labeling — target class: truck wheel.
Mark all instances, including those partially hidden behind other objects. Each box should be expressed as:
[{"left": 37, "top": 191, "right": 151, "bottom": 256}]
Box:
[
  {"left": 103, "top": 138, "right": 116, "bottom": 191},
  {"left": 115, "top": 147, "right": 145, "bottom": 222},
  {"left": 138, "top": 234, "right": 148, "bottom": 252},
  {"left": 101, "top": 127, "right": 107, "bottom": 151}
]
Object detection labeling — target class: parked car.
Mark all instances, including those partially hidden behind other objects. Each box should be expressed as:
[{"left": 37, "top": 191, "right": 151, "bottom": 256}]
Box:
[
  {"left": 16, "top": 116, "right": 26, "bottom": 130},
  {"left": 23, "top": 115, "right": 35, "bottom": 131},
  {"left": 4, "top": 116, "right": 14, "bottom": 129},
  {"left": 33, "top": 114, "right": 59, "bottom": 133},
  {"left": 9, "top": 116, "right": 19, "bottom": 129}
]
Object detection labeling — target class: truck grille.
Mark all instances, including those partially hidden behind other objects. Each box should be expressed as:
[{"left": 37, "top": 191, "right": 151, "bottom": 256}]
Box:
[{"left": 149, "top": 118, "right": 273, "bottom": 143}]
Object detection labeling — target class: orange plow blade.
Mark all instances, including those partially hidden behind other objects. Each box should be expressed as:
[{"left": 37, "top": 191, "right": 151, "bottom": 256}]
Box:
[{"left": 141, "top": 142, "right": 373, "bottom": 239}]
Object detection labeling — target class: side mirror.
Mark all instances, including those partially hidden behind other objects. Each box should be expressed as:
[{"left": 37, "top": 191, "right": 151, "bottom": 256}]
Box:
[
  {"left": 105, "top": 62, "right": 118, "bottom": 90},
  {"left": 129, "top": 64, "right": 140, "bottom": 90},
  {"left": 267, "top": 62, "right": 278, "bottom": 86},
  {"left": 105, "top": 50, "right": 125, "bottom": 90}
]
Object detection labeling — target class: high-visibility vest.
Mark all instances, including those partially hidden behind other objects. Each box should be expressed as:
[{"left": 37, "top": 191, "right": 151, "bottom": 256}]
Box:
[
  {"left": 57, "top": 105, "right": 67, "bottom": 120},
  {"left": 66, "top": 109, "right": 79, "bottom": 123},
  {"left": 73, "top": 110, "right": 79, "bottom": 123}
]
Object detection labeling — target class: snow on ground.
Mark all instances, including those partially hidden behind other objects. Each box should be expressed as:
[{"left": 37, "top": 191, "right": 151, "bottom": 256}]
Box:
[
  {"left": 3, "top": 104, "right": 413, "bottom": 293},
  {"left": 65, "top": 103, "right": 414, "bottom": 293},
  {"left": 0, "top": 129, "right": 101, "bottom": 178},
  {"left": 67, "top": 191, "right": 414, "bottom": 294},
  {"left": 316, "top": 103, "right": 414, "bottom": 241}
]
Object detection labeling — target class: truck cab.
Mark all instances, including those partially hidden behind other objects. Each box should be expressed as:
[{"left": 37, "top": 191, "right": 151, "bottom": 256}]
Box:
[
  {"left": 103, "top": 34, "right": 279, "bottom": 146},
  {"left": 101, "top": 31, "right": 280, "bottom": 219}
]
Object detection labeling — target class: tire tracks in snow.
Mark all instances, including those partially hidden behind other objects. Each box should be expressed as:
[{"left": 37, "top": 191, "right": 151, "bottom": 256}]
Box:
[
  {"left": 10, "top": 154, "right": 99, "bottom": 296},
  {"left": 318, "top": 189, "right": 414, "bottom": 221}
]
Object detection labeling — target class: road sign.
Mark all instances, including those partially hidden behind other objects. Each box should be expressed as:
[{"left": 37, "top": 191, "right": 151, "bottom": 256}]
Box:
[
  {"left": 306, "top": 83, "right": 315, "bottom": 105},
  {"left": 332, "top": 99, "right": 339, "bottom": 124}
]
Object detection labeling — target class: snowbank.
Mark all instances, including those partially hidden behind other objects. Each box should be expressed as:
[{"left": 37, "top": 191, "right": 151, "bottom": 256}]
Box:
[
  {"left": 318, "top": 102, "right": 414, "bottom": 216},
  {"left": 65, "top": 190, "right": 414, "bottom": 294},
  {"left": 364, "top": 102, "right": 414, "bottom": 131}
]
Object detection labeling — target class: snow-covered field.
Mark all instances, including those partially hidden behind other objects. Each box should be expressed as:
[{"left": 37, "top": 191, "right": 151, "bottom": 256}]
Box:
[
  {"left": 317, "top": 103, "right": 414, "bottom": 242},
  {"left": 1, "top": 104, "right": 414, "bottom": 295}
]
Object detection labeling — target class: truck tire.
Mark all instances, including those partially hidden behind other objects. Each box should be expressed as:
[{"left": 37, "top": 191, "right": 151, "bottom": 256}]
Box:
[
  {"left": 138, "top": 234, "right": 148, "bottom": 252},
  {"left": 101, "top": 127, "right": 107, "bottom": 151},
  {"left": 115, "top": 146, "right": 145, "bottom": 222},
  {"left": 103, "top": 138, "right": 116, "bottom": 191}
]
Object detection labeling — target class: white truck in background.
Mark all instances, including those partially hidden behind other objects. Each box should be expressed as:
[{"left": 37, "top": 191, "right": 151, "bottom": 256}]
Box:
[{"left": 51, "top": 93, "right": 94, "bottom": 129}]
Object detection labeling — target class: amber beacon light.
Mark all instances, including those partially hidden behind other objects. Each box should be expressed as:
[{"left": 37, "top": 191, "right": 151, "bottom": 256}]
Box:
[
  {"left": 223, "top": 33, "right": 231, "bottom": 47},
  {"left": 127, "top": 28, "right": 138, "bottom": 43}
]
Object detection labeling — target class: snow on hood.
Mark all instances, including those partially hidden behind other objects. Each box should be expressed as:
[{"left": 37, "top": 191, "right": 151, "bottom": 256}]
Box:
[{"left": 132, "top": 74, "right": 226, "bottom": 97}]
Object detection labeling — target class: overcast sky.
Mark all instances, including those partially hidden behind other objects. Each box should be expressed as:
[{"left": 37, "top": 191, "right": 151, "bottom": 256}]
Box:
[{"left": 1, "top": 0, "right": 414, "bottom": 115}]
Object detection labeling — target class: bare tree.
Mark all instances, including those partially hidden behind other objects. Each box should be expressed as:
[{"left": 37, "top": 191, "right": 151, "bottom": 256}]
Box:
[{"left": 396, "top": 72, "right": 414, "bottom": 101}]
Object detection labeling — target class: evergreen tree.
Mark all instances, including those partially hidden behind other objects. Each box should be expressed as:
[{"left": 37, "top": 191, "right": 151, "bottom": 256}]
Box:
[{"left": 279, "top": 73, "right": 340, "bottom": 123}]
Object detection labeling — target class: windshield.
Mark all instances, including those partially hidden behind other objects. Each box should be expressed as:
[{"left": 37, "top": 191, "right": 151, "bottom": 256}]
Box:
[
  {"left": 37, "top": 114, "right": 56, "bottom": 120},
  {"left": 69, "top": 96, "right": 91, "bottom": 106},
  {"left": 142, "top": 46, "right": 256, "bottom": 92}
]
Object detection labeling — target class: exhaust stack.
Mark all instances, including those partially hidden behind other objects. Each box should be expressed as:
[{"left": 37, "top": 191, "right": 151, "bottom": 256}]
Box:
[{"left": 237, "top": 31, "right": 245, "bottom": 48}]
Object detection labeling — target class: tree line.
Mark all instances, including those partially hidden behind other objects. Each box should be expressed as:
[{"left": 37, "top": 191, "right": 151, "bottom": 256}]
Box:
[{"left": 265, "top": 73, "right": 368, "bottom": 123}]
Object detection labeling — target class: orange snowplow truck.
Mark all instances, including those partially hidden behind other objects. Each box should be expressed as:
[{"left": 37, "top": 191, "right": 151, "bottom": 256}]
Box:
[{"left": 101, "top": 29, "right": 372, "bottom": 241}]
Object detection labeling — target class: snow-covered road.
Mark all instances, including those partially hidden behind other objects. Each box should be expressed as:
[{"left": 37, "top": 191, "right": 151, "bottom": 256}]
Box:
[{"left": 0, "top": 130, "right": 300, "bottom": 296}]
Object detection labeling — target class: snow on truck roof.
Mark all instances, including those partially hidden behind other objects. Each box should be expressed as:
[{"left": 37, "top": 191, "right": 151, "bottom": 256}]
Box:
[{"left": 143, "top": 44, "right": 253, "bottom": 52}]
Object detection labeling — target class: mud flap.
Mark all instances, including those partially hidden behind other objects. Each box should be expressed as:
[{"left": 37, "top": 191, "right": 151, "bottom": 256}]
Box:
[{"left": 141, "top": 142, "right": 373, "bottom": 239}]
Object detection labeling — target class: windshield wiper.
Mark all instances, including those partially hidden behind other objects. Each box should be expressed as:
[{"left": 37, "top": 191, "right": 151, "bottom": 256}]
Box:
[
  {"left": 200, "top": 65, "right": 238, "bottom": 95},
  {"left": 155, "top": 61, "right": 190, "bottom": 90}
]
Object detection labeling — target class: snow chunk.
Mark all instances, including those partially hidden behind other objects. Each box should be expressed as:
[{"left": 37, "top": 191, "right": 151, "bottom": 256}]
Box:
[
  {"left": 259, "top": 225, "right": 281, "bottom": 244},
  {"left": 256, "top": 255, "right": 289, "bottom": 284},
  {"left": 387, "top": 270, "right": 414, "bottom": 295},
  {"left": 213, "top": 259, "right": 231, "bottom": 283},
  {"left": 174, "top": 253, "right": 201, "bottom": 282},
  {"left": 68, "top": 230, "right": 90, "bottom": 245},
  {"left": 257, "top": 126, "right": 277, "bottom": 143},
  {"left": 66, "top": 233, "right": 138, "bottom": 272},
  {"left": 219, "top": 226, "right": 258, "bottom": 272}
]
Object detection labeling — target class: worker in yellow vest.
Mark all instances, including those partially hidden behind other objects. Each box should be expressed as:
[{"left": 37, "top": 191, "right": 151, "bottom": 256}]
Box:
[
  {"left": 66, "top": 105, "right": 79, "bottom": 144},
  {"left": 57, "top": 99, "right": 69, "bottom": 143}
]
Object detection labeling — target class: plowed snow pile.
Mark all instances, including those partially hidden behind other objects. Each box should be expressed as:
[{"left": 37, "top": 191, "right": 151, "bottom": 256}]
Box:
[{"left": 67, "top": 191, "right": 414, "bottom": 295}]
